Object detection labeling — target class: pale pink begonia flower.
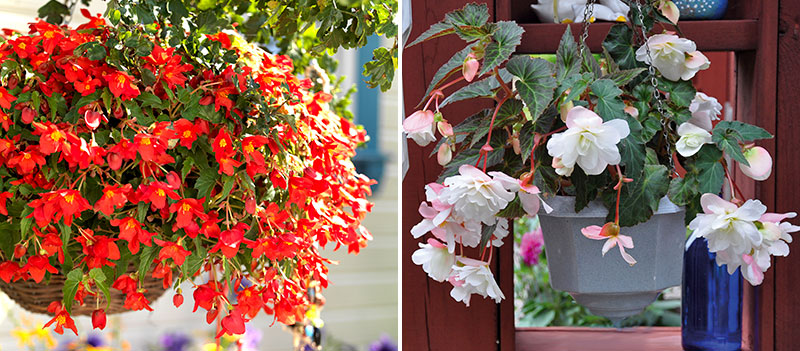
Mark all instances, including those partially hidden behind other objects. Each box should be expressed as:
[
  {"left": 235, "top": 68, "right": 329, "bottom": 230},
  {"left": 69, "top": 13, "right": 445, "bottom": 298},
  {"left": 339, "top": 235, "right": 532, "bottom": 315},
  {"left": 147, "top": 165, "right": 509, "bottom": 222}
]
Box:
[
  {"left": 403, "top": 110, "right": 436, "bottom": 146},
  {"left": 448, "top": 257, "right": 505, "bottom": 306},
  {"left": 546, "top": 106, "right": 630, "bottom": 176},
  {"left": 739, "top": 146, "right": 772, "bottom": 181},
  {"left": 658, "top": 0, "right": 680, "bottom": 24},
  {"left": 440, "top": 165, "right": 516, "bottom": 224},
  {"left": 635, "top": 34, "right": 709, "bottom": 81},
  {"left": 462, "top": 53, "right": 480, "bottom": 82},
  {"left": 624, "top": 105, "right": 639, "bottom": 118},
  {"left": 411, "top": 238, "right": 456, "bottom": 282},
  {"left": 487, "top": 171, "right": 552, "bottom": 217},
  {"left": 411, "top": 183, "right": 482, "bottom": 253},
  {"left": 688, "top": 92, "right": 722, "bottom": 131},
  {"left": 581, "top": 222, "right": 637, "bottom": 266},
  {"left": 687, "top": 193, "right": 766, "bottom": 255},
  {"left": 437, "top": 143, "right": 453, "bottom": 166}
]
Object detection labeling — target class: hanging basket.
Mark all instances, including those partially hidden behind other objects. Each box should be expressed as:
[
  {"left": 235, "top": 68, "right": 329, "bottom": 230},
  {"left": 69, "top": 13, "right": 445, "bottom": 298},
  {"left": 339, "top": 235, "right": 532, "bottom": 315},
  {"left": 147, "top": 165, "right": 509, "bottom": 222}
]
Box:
[
  {"left": 537, "top": 195, "right": 685, "bottom": 322},
  {"left": 0, "top": 270, "right": 167, "bottom": 316}
]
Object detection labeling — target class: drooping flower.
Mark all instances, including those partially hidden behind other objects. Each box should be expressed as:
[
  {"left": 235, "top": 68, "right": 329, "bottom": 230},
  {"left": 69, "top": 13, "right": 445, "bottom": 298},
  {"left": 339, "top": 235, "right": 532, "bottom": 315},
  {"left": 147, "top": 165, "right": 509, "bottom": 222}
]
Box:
[
  {"left": 581, "top": 222, "right": 637, "bottom": 266},
  {"left": 448, "top": 257, "right": 505, "bottom": 306},
  {"left": 739, "top": 145, "right": 772, "bottom": 181},
  {"left": 688, "top": 92, "right": 723, "bottom": 131},
  {"left": 43, "top": 302, "right": 77, "bottom": 335},
  {"left": 411, "top": 238, "right": 456, "bottom": 282},
  {"left": 462, "top": 53, "right": 480, "bottom": 82},
  {"left": 0, "top": 87, "right": 17, "bottom": 109},
  {"left": 124, "top": 290, "right": 154, "bottom": 311},
  {"left": 635, "top": 34, "right": 710, "bottom": 81},
  {"left": 403, "top": 110, "right": 436, "bottom": 146},
  {"left": 153, "top": 239, "right": 192, "bottom": 266},
  {"left": 103, "top": 70, "right": 140, "bottom": 100},
  {"left": 520, "top": 226, "right": 544, "bottom": 266},
  {"left": 23, "top": 255, "right": 58, "bottom": 283},
  {"left": 688, "top": 193, "right": 767, "bottom": 255},
  {"left": 440, "top": 165, "right": 516, "bottom": 224},
  {"left": 110, "top": 217, "right": 156, "bottom": 254},
  {"left": 437, "top": 143, "right": 453, "bottom": 166},
  {"left": 546, "top": 106, "right": 630, "bottom": 176},
  {"left": 410, "top": 183, "right": 482, "bottom": 252},
  {"left": 676, "top": 122, "right": 713, "bottom": 157},
  {"left": 217, "top": 309, "right": 247, "bottom": 337},
  {"left": 91, "top": 309, "right": 107, "bottom": 330},
  {"left": 94, "top": 184, "right": 131, "bottom": 216}
]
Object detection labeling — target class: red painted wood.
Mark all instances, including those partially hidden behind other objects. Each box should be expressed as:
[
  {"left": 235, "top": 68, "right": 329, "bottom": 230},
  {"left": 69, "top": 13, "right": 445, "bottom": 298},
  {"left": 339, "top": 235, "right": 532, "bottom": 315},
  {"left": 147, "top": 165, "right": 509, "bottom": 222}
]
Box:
[
  {"left": 773, "top": 1, "right": 800, "bottom": 350},
  {"left": 516, "top": 327, "right": 682, "bottom": 351},
  {"left": 514, "top": 21, "right": 759, "bottom": 54},
  {"left": 402, "top": 1, "right": 504, "bottom": 350}
]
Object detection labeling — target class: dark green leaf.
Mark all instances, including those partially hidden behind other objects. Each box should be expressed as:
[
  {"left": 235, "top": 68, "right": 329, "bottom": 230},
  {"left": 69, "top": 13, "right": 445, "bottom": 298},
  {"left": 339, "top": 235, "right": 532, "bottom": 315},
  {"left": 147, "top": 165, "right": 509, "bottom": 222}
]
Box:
[
  {"left": 555, "top": 26, "right": 580, "bottom": 83},
  {"left": 38, "top": 0, "right": 70, "bottom": 25},
  {"left": 89, "top": 268, "right": 111, "bottom": 309},
  {"left": 602, "top": 24, "right": 641, "bottom": 70},
  {"left": 618, "top": 114, "right": 646, "bottom": 178},
  {"left": 506, "top": 56, "right": 556, "bottom": 120},
  {"left": 607, "top": 164, "right": 670, "bottom": 226},
  {"left": 477, "top": 223, "right": 497, "bottom": 251},
  {"left": 691, "top": 145, "right": 724, "bottom": 195},
  {"left": 603, "top": 68, "right": 646, "bottom": 86},
  {"left": 590, "top": 79, "right": 625, "bottom": 121},
  {"left": 62, "top": 268, "right": 83, "bottom": 313},
  {"left": 195, "top": 167, "right": 218, "bottom": 200},
  {"left": 421, "top": 44, "right": 477, "bottom": 105},
  {"left": 480, "top": 21, "right": 523, "bottom": 76},
  {"left": 659, "top": 79, "right": 695, "bottom": 107},
  {"left": 668, "top": 176, "right": 697, "bottom": 206},
  {"left": 407, "top": 22, "right": 454, "bottom": 47}
]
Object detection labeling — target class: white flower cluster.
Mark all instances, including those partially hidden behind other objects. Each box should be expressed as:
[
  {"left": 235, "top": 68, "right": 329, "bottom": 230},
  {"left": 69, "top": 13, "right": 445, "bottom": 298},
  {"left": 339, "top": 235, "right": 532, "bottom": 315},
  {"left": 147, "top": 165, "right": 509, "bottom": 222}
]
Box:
[
  {"left": 411, "top": 164, "right": 548, "bottom": 305},
  {"left": 688, "top": 193, "right": 798, "bottom": 285}
]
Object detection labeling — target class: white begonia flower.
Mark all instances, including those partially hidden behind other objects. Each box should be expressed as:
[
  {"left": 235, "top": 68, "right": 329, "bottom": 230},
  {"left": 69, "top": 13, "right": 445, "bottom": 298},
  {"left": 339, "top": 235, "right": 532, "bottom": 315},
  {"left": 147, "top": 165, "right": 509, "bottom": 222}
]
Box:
[
  {"left": 676, "top": 122, "right": 713, "bottom": 157},
  {"left": 635, "top": 34, "right": 710, "bottom": 81},
  {"left": 688, "top": 92, "right": 723, "bottom": 131},
  {"left": 412, "top": 239, "right": 456, "bottom": 282},
  {"left": 491, "top": 218, "right": 509, "bottom": 247},
  {"left": 546, "top": 106, "right": 630, "bottom": 176},
  {"left": 403, "top": 110, "right": 436, "bottom": 146},
  {"left": 412, "top": 183, "right": 483, "bottom": 253},
  {"left": 449, "top": 257, "right": 505, "bottom": 306},
  {"left": 688, "top": 193, "right": 767, "bottom": 255},
  {"left": 440, "top": 165, "right": 516, "bottom": 224}
]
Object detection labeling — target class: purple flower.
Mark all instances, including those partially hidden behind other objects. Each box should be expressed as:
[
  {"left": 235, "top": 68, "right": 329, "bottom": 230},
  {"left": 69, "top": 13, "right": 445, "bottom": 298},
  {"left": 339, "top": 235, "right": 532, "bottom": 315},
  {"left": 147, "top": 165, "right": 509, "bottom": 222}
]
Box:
[
  {"left": 86, "top": 334, "right": 105, "bottom": 347},
  {"left": 368, "top": 334, "right": 398, "bottom": 351},
  {"left": 240, "top": 325, "right": 263, "bottom": 350},
  {"left": 520, "top": 227, "right": 544, "bottom": 266},
  {"left": 160, "top": 332, "right": 192, "bottom": 351}
]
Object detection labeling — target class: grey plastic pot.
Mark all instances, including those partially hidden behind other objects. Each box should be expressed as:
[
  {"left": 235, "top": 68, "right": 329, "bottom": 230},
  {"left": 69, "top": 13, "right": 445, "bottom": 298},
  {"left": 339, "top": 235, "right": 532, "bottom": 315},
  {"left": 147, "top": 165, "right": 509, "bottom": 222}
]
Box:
[{"left": 537, "top": 196, "right": 685, "bottom": 323}]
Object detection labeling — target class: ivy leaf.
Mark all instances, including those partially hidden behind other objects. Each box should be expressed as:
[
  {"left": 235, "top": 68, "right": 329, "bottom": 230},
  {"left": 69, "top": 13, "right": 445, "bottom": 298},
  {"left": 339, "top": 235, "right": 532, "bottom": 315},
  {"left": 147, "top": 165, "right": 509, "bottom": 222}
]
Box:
[
  {"left": 618, "top": 114, "right": 646, "bottom": 178},
  {"left": 590, "top": 79, "right": 625, "bottom": 121},
  {"left": 711, "top": 121, "right": 770, "bottom": 166},
  {"left": 38, "top": 0, "right": 70, "bottom": 25},
  {"left": 607, "top": 164, "right": 670, "bottom": 227},
  {"left": 602, "top": 24, "right": 640, "bottom": 70},
  {"left": 713, "top": 121, "right": 773, "bottom": 142},
  {"left": 506, "top": 56, "right": 557, "bottom": 121},
  {"left": 555, "top": 26, "right": 580, "bottom": 82},
  {"left": 62, "top": 268, "right": 83, "bottom": 314},
  {"left": 659, "top": 79, "right": 696, "bottom": 107},
  {"left": 480, "top": 21, "right": 523, "bottom": 76}
]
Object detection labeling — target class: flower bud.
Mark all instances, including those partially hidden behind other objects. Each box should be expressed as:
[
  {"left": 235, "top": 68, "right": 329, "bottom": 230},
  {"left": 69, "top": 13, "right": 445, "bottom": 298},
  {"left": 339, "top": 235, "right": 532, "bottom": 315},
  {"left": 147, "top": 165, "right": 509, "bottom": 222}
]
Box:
[
  {"left": 437, "top": 120, "right": 453, "bottom": 137},
  {"left": 92, "top": 309, "right": 107, "bottom": 330},
  {"left": 13, "top": 244, "right": 26, "bottom": 259},
  {"left": 21, "top": 107, "right": 35, "bottom": 124},
  {"left": 437, "top": 143, "right": 452, "bottom": 166},
  {"left": 511, "top": 132, "right": 521, "bottom": 155},
  {"left": 173, "top": 293, "right": 184, "bottom": 308},
  {"left": 462, "top": 53, "right": 480, "bottom": 82},
  {"left": 739, "top": 145, "right": 772, "bottom": 181},
  {"left": 624, "top": 105, "right": 638, "bottom": 118},
  {"left": 559, "top": 100, "right": 574, "bottom": 122}
]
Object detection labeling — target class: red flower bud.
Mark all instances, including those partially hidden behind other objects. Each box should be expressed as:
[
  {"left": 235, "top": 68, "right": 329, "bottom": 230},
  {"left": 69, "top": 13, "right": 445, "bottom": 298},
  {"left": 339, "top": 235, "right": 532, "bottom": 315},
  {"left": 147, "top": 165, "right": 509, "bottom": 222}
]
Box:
[
  {"left": 173, "top": 293, "right": 184, "bottom": 308},
  {"left": 21, "top": 107, "right": 35, "bottom": 124},
  {"left": 13, "top": 244, "right": 26, "bottom": 259},
  {"left": 107, "top": 153, "right": 122, "bottom": 170},
  {"left": 113, "top": 107, "right": 124, "bottom": 119},
  {"left": 91, "top": 309, "right": 106, "bottom": 329}
]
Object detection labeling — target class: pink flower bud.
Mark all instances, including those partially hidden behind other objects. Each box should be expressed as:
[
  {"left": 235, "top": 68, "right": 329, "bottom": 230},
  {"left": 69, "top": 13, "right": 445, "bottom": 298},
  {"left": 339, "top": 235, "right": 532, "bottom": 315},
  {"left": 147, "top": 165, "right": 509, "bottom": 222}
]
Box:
[
  {"left": 437, "top": 120, "right": 454, "bottom": 137},
  {"left": 739, "top": 145, "right": 772, "bottom": 181},
  {"left": 437, "top": 143, "right": 452, "bottom": 166},
  {"left": 462, "top": 53, "right": 479, "bottom": 82}
]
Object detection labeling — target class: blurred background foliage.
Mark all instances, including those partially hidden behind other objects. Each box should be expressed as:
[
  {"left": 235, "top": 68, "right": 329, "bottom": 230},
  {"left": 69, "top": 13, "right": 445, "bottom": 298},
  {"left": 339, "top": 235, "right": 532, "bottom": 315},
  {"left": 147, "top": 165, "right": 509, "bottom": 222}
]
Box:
[{"left": 514, "top": 216, "right": 681, "bottom": 328}]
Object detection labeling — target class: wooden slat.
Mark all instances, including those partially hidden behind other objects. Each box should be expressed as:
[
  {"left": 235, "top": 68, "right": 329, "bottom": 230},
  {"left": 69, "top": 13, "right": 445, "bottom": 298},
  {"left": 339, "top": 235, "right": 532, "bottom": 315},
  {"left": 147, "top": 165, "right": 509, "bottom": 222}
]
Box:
[
  {"left": 516, "top": 327, "right": 682, "bottom": 351},
  {"left": 516, "top": 20, "right": 759, "bottom": 54}
]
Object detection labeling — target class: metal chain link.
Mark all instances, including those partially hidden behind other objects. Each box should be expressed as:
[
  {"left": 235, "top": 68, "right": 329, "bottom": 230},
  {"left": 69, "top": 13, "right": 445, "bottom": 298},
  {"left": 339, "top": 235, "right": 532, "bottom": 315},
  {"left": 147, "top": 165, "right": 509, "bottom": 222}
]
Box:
[
  {"left": 634, "top": 0, "right": 677, "bottom": 174},
  {"left": 578, "top": 0, "right": 596, "bottom": 58}
]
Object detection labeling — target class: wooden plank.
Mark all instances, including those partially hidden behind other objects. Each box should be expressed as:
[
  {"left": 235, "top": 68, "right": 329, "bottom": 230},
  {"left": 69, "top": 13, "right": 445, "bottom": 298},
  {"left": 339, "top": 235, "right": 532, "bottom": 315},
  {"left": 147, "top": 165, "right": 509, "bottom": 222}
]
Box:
[
  {"left": 773, "top": 0, "right": 800, "bottom": 350},
  {"left": 516, "top": 327, "right": 682, "bottom": 351},
  {"left": 516, "top": 20, "right": 759, "bottom": 54},
  {"left": 402, "top": 0, "right": 501, "bottom": 350}
]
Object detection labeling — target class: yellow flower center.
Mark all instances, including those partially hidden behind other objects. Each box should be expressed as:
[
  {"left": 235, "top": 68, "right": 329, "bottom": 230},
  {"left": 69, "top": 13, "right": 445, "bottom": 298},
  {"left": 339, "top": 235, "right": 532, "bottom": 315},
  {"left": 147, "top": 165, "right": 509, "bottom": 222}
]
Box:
[
  {"left": 156, "top": 189, "right": 165, "bottom": 197},
  {"left": 23, "top": 153, "right": 30, "bottom": 160},
  {"left": 104, "top": 190, "right": 115, "bottom": 198},
  {"left": 116, "top": 75, "right": 126, "bottom": 84},
  {"left": 182, "top": 203, "right": 191, "bottom": 212},
  {"left": 18, "top": 42, "right": 25, "bottom": 49},
  {"left": 64, "top": 194, "right": 74, "bottom": 204},
  {"left": 183, "top": 130, "right": 192, "bottom": 138},
  {"left": 50, "top": 131, "right": 63, "bottom": 142},
  {"left": 43, "top": 31, "right": 54, "bottom": 39},
  {"left": 126, "top": 219, "right": 137, "bottom": 229},
  {"left": 219, "top": 139, "right": 227, "bottom": 148},
  {"left": 244, "top": 144, "right": 254, "bottom": 153},
  {"left": 141, "top": 138, "right": 151, "bottom": 145}
]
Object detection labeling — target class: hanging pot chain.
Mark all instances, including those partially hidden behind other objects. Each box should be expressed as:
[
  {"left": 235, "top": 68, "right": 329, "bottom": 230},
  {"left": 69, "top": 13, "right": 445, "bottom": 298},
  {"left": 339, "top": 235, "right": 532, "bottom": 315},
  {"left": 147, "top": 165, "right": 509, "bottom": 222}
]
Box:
[
  {"left": 578, "top": 0, "right": 596, "bottom": 58},
  {"left": 634, "top": 0, "right": 676, "bottom": 174}
]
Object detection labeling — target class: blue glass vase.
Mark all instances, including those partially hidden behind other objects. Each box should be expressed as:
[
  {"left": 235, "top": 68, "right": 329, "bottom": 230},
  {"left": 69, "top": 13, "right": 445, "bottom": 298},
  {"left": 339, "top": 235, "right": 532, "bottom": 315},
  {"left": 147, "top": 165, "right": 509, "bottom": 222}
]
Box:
[
  {"left": 673, "top": 0, "right": 728, "bottom": 20},
  {"left": 682, "top": 238, "right": 742, "bottom": 351}
]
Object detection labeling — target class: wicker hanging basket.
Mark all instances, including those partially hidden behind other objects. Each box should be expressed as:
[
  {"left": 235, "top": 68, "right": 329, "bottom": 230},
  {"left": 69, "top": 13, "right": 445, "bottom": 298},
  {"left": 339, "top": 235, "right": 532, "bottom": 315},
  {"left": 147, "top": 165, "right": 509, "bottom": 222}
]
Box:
[{"left": 0, "top": 270, "right": 167, "bottom": 316}]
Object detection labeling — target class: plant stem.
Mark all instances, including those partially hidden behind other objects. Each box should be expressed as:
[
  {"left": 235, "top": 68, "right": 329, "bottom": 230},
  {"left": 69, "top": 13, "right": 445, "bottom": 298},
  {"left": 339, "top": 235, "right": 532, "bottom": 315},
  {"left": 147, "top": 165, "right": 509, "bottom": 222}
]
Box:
[{"left": 481, "top": 94, "right": 511, "bottom": 171}]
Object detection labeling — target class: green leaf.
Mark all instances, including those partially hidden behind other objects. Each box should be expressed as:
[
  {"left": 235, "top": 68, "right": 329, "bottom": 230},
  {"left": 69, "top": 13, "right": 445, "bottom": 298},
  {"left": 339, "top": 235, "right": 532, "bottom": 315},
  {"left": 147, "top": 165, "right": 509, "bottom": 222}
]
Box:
[
  {"left": 711, "top": 122, "right": 768, "bottom": 166},
  {"left": 407, "top": 22, "right": 454, "bottom": 47},
  {"left": 0, "top": 222, "right": 19, "bottom": 258},
  {"left": 691, "top": 145, "right": 724, "bottom": 195},
  {"left": 89, "top": 268, "right": 111, "bottom": 309},
  {"left": 421, "top": 45, "right": 477, "bottom": 105},
  {"left": 555, "top": 26, "right": 580, "bottom": 83},
  {"left": 477, "top": 223, "right": 497, "bottom": 252},
  {"left": 497, "top": 197, "right": 526, "bottom": 218},
  {"left": 362, "top": 46, "right": 396, "bottom": 92},
  {"left": 195, "top": 167, "right": 218, "bottom": 200},
  {"left": 439, "top": 76, "right": 498, "bottom": 107},
  {"left": 571, "top": 169, "right": 610, "bottom": 212},
  {"left": 137, "top": 245, "right": 159, "bottom": 279},
  {"left": 618, "top": 114, "right": 646, "bottom": 178},
  {"left": 713, "top": 121, "right": 772, "bottom": 142},
  {"left": 608, "top": 164, "right": 670, "bottom": 226},
  {"left": 138, "top": 92, "right": 167, "bottom": 109},
  {"left": 659, "top": 79, "right": 696, "bottom": 107},
  {"left": 62, "top": 268, "right": 83, "bottom": 314},
  {"left": 603, "top": 68, "right": 646, "bottom": 86},
  {"left": 590, "top": 79, "right": 625, "bottom": 121},
  {"left": 444, "top": 3, "right": 490, "bottom": 28},
  {"left": 480, "top": 21, "right": 523, "bottom": 76},
  {"left": 602, "top": 24, "right": 640, "bottom": 70},
  {"left": 38, "top": 0, "right": 70, "bottom": 25},
  {"left": 467, "top": 99, "right": 524, "bottom": 147},
  {"left": 19, "top": 207, "right": 33, "bottom": 237},
  {"left": 668, "top": 176, "right": 697, "bottom": 206},
  {"left": 506, "top": 56, "right": 557, "bottom": 120}
]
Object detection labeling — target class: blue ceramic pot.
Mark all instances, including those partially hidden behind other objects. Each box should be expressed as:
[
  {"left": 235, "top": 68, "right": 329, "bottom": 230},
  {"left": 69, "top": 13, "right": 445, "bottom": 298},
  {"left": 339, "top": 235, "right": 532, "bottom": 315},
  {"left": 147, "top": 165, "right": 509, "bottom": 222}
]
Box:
[{"left": 673, "top": 0, "right": 728, "bottom": 20}]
